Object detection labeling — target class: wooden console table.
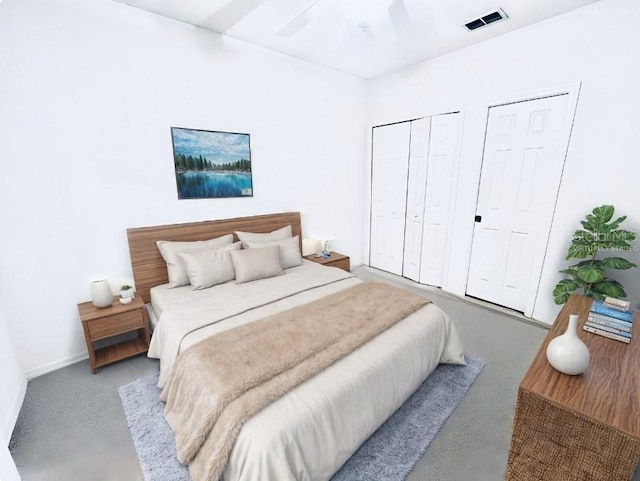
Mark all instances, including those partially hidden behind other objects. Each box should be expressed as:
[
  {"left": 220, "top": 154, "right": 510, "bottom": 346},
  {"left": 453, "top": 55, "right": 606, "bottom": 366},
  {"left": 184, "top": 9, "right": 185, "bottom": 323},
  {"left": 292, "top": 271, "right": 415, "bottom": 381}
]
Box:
[{"left": 506, "top": 294, "right": 640, "bottom": 481}]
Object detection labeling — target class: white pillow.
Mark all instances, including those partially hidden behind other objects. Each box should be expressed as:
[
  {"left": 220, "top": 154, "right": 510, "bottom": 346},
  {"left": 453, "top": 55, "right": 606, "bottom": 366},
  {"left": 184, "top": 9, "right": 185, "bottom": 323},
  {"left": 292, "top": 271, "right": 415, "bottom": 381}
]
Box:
[
  {"left": 245, "top": 236, "right": 303, "bottom": 269},
  {"left": 178, "top": 242, "right": 241, "bottom": 290},
  {"left": 230, "top": 245, "right": 284, "bottom": 284},
  {"left": 235, "top": 225, "right": 292, "bottom": 248},
  {"left": 156, "top": 234, "right": 233, "bottom": 288}
]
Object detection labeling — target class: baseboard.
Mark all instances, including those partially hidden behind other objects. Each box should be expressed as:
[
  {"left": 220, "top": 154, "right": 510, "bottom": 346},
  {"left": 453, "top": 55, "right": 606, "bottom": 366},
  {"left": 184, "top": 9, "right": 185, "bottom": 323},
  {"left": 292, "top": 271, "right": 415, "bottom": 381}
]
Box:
[
  {"left": 354, "top": 265, "right": 549, "bottom": 330},
  {"left": 2, "top": 377, "right": 26, "bottom": 447},
  {"left": 25, "top": 351, "right": 88, "bottom": 380}
]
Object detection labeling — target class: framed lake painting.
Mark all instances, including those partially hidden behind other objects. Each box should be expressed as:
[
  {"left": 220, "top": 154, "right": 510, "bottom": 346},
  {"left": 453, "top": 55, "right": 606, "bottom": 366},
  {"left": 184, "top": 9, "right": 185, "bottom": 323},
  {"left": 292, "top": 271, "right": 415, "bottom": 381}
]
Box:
[{"left": 171, "top": 127, "right": 253, "bottom": 199}]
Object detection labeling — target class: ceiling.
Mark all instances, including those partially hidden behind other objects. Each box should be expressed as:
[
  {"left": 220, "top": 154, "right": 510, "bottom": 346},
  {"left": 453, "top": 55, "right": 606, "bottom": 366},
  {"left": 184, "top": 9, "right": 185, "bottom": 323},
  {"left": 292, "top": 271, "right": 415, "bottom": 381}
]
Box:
[{"left": 114, "top": 0, "right": 601, "bottom": 79}]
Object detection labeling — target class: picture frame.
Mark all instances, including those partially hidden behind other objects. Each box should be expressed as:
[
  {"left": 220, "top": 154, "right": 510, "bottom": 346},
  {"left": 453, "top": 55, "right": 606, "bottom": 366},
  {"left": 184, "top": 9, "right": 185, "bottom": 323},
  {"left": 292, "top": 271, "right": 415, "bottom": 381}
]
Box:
[{"left": 170, "top": 127, "right": 253, "bottom": 199}]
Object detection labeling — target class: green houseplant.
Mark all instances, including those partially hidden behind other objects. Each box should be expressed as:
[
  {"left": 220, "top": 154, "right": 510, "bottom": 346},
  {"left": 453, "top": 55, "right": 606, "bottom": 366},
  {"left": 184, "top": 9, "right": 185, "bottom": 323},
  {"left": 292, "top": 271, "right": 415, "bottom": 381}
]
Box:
[{"left": 553, "top": 205, "right": 637, "bottom": 304}]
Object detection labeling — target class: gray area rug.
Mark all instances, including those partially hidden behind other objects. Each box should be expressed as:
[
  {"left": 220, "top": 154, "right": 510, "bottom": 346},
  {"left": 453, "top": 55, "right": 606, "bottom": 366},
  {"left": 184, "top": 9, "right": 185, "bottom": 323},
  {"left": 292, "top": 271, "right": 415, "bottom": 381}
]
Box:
[{"left": 119, "top": 355, "right": 484, "bottom": 481}]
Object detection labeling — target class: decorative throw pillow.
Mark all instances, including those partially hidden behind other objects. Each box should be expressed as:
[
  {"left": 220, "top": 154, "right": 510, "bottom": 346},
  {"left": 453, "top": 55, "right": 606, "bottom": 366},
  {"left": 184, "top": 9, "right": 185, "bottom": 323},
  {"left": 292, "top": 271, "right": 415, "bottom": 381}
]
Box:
[
  {"left": 235, "top": 225, "right": 292, "bottom": 248},
  {"left": 156, "top": 234, "right": 233, "bottom": 288},
  {"left": 178, "top": 242, "right": 241, "bottom": 290},
  {"left": 230, "top": 245, "right": 284, "bottom": 284},
  {"left": 244, "top": 236, "right": 303, "bottom": 269}
]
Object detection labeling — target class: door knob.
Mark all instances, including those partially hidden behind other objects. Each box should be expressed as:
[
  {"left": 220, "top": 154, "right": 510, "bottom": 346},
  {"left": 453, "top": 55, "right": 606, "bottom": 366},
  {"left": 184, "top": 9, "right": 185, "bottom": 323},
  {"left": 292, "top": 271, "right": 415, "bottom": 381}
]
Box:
[{"left": 474, "top": 215, "right": 482, "bottom": 223}]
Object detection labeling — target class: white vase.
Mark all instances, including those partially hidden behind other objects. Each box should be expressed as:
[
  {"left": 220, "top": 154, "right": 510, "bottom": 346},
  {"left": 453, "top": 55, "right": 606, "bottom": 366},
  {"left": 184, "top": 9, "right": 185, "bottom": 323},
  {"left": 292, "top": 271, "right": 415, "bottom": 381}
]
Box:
[
  {"left": 546, "top": 314, "right": 590, "bottom": 375},
  {"left": 91, "top": 280, "right": 113, "bottom": 308}
]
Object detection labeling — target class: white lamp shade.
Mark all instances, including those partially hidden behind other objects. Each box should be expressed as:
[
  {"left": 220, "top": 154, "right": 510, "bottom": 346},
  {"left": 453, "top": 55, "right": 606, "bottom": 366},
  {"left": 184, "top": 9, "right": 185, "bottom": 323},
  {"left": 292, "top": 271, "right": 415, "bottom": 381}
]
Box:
[{"left": 302, "top": 238, "right": 320, "bottom": 256}]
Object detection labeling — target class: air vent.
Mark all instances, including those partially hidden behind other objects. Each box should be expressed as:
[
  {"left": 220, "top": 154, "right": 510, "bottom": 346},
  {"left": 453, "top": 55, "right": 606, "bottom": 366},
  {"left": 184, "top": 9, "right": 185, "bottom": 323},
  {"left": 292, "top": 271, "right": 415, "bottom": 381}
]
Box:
[{"left": 464, "top": 8, "right": 508, "bottom": 31}]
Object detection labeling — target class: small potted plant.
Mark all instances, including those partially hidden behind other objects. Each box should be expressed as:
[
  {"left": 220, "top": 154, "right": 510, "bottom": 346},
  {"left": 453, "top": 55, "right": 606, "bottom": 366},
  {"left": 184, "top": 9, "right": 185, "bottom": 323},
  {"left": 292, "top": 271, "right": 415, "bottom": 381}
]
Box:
[{"left": 119, "top": 284, "right": 135, "bottom": 303}]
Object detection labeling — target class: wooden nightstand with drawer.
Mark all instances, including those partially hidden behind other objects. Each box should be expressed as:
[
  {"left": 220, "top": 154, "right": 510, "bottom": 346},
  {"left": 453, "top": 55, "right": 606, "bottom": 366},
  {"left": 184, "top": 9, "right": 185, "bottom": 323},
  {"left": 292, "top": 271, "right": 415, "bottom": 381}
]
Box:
[
  {"left": 78, "top": 296, "right": 150, "bottom": 374},
  {"left": 304, "top": 251, "right": 350, "bottom": 272}
]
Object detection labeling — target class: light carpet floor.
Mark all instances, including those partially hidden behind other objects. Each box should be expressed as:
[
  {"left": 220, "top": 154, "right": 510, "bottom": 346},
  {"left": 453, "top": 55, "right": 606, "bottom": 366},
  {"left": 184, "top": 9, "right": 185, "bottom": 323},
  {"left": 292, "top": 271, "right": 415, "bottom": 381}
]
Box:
[{"left": 10, "top": 266, "right": 549, "bottom": 481}]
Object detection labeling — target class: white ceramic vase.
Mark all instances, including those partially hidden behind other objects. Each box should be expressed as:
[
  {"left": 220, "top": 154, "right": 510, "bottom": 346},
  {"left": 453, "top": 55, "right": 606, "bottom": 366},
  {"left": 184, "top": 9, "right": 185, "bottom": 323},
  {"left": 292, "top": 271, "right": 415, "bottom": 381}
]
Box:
[
  {"left": 546, "top": 314, "right": 590, "bottom": 375},
  {"left": 91, "top": 280, "right": 113, "bottom": 308}
]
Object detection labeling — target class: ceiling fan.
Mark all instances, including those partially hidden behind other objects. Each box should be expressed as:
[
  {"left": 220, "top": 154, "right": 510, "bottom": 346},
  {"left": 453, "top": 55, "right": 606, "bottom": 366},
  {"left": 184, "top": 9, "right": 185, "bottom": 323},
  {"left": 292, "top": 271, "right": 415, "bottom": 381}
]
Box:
[
  {"left": 197, "top": 0, "right": 437, "bottom": 48},
  {"left": 276, "top": 0, "right": 420, "bottom": 46}
]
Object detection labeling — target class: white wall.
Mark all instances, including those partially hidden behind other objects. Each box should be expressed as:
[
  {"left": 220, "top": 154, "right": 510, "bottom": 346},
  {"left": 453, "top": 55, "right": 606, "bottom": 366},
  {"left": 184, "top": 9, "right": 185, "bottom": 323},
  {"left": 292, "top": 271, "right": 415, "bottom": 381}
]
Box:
[
  {"left": 365, "top": 0, "right": 640, "bottom": 323},
  {"left": 0, "top": 444, "right": 21, "bottom": 481},
  {"left": 0, "top": 308, "right": 25, "bottom": 481},
  {"left": 0, "top": 0, "right": 365, "bottom": 376},
  {"left": 0, "top": 309, "right": 26, "bottom": 446}
]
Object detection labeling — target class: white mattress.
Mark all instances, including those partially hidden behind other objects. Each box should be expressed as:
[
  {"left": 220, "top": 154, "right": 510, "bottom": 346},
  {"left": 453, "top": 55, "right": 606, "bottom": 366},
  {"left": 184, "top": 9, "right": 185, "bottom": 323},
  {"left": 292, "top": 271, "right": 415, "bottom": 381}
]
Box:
[
  {"left": 145, "top": 303, "right": 159, "bottom": 330},
  {"left": 147, "top": 260, "right": 465, "bottom": 481}
]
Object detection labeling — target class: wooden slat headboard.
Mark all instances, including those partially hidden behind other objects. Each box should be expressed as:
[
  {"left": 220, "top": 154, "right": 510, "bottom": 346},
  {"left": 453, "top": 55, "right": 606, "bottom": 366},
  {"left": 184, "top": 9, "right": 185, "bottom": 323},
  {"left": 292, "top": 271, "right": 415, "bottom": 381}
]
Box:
[{"left": 127, "top": 212, "right": 302, "bottom": 303}]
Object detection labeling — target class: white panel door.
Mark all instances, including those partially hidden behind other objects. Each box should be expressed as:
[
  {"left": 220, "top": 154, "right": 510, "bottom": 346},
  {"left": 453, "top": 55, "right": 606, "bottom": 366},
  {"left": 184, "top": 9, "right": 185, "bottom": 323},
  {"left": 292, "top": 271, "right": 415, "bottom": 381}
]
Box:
[
  {"left": 419, "top": 113, "right": 461, "bottom": 287},
  {"left": 402, "top": 117, "right": 430, "bottom": 281},
  {"left": 369, "top": 121, "right": 411, "bottom": 275},
  {"left": 466, "top": 94, "right": 570, "bottom": 311}
]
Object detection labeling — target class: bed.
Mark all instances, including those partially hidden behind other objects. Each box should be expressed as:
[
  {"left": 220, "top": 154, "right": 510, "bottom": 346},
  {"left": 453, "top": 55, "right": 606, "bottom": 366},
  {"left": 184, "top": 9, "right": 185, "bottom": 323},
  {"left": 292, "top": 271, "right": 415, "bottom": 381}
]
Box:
[{"left": 127, "top": 212, "right": 465, "bottom": 481}]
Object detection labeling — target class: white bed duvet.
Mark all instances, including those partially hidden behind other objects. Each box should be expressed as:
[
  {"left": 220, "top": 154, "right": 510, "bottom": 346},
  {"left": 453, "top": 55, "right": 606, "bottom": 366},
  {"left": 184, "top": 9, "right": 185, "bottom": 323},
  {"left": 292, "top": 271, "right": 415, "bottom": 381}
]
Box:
[{"left": 148, "top": 261, "right": 465, "bottom": 481}]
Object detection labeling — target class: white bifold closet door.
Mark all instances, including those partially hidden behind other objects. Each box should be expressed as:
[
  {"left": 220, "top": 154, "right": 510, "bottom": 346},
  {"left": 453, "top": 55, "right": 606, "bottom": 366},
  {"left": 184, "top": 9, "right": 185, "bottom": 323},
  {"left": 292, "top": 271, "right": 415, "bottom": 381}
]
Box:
[
  {"left": 419, "top": 113, "right": 461, "bottom": 287},
  {"left": 402, "top": 118, "right": 431, "bottom": 281},
  {"left": 369, "top": 121, "right": 411, "bottom": 276},
  {"left": 370, "top": 113, "right": 461, "bottom": 282}
]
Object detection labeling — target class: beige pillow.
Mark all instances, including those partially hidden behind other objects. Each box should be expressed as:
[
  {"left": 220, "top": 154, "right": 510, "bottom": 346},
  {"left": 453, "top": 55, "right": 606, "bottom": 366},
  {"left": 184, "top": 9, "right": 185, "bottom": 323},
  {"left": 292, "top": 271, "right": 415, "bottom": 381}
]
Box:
[
  {"left": 235, "top": 225, "right": 292, "bottom": 248},
  {"left": 230, "top": 245, "right": 284, "bottom": 284},
  {"left": 245, "top": 236, "right": 302, "bottom": 269},
  {"left": 178, "top": 242, "right": 241, "bottom": 290},
  {"left": 156, "top": 234, "right": 233, "bottom": 288}
]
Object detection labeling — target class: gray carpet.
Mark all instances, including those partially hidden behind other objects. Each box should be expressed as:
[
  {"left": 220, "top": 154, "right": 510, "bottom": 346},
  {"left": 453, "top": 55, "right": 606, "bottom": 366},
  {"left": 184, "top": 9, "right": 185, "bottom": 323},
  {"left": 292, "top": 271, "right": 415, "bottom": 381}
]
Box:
[
  {"left": 119, "top": 356, "right": 485, "bottom": 481},
  {"left": 10, "top": 266, "right": 549, "bottom": 481}
]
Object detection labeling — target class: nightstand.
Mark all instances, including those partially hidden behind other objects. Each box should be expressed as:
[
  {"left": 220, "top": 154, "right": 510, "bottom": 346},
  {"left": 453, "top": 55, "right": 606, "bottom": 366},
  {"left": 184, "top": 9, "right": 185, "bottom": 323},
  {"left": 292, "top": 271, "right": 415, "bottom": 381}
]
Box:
[
  {"left": 78, "top": 296, "right": 150, "bottom": 374},
  {"left": 304, "top": 251, "right": 350, "bottom": 272}
]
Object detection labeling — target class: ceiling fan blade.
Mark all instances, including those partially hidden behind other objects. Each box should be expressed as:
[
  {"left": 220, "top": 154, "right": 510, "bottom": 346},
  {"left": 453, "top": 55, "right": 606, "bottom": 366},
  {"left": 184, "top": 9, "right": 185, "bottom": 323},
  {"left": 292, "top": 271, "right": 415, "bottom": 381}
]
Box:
[
  {"left": 370, "top": 7, "right": 397, "bottom": 47},
  {"left": 201, "top": 0, "right": 269, "bottom": 33},
  {"left": 388, "top": 0, "right": 411, "bottom": 33},
  {"left": 403, "top": 0, "right": 440, "bottom": 37},
  {"left": 277, "top": 0, "right": 322, "bottom": 37}
]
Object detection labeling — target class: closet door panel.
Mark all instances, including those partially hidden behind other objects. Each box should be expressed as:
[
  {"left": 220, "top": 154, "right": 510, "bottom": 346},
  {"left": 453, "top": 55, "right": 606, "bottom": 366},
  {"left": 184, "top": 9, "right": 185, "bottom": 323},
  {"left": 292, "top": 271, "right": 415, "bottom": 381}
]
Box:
[
  {"left": 369, "top": 122, "right": 411, "bottom": 275},
  {"left": 420, "top": 113, "right": 461, "bottom": 287},
  {"left": 402, "top": 117, "right": 430, "bottom": 281}
]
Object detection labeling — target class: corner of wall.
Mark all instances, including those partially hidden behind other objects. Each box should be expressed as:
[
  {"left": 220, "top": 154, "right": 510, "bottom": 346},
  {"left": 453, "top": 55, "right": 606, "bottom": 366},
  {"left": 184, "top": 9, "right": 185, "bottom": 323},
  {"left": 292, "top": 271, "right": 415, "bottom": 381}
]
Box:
[{"left": 2, "top": 377, "right": 26, "bottom": 448}]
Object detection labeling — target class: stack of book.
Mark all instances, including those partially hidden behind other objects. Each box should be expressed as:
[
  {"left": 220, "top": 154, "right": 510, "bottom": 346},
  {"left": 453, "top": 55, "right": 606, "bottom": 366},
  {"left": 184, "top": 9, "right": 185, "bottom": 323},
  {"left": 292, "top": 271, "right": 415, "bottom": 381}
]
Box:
[{"left": 583, "top": 297, "right": 633, "bottom": 344}]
